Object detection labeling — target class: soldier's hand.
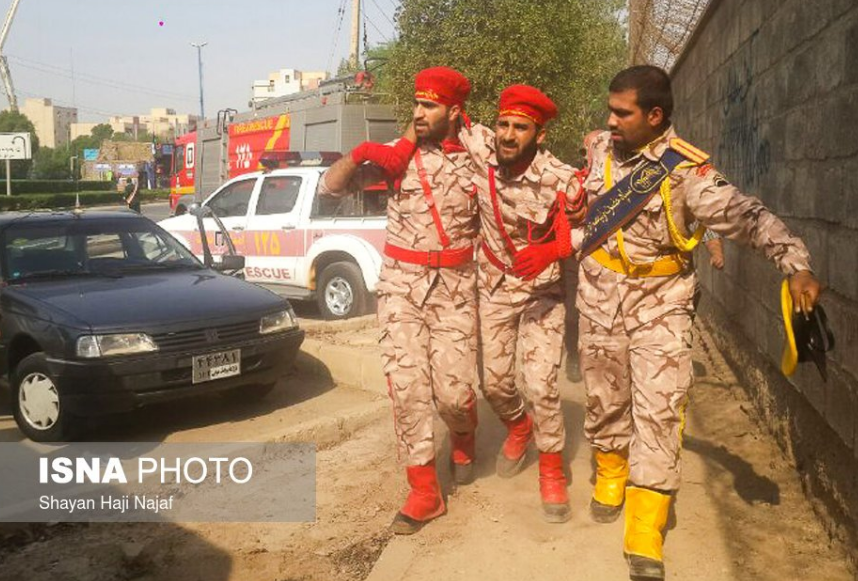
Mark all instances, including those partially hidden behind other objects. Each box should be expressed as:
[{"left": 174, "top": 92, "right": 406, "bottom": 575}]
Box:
[
  {"left": 350, "top": 139, "right": 415, "bottom": 179},
  {"left": 704, "top": 238, "right": 724, "bottom": 269},
  {"left": 789, "top": 270, "right": 821, "bottom": 315},
  {"left": 512, "top": 238, "right": 573, "bottom": 281}
]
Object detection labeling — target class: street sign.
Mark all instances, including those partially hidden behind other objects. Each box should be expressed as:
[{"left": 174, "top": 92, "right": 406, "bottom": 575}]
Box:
[
  {"left": 83, "top": 148, "right": 99, "bottom": 161},
  {"left": 0, "top": 132, "right": 32, "bottom": 160}
]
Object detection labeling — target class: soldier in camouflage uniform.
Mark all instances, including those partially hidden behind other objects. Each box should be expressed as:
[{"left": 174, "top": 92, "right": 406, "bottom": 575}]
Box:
[
  {"left": 319, "top": 67, "right": 479, "bottom": 535},
  {"left": 515, "top": 65, "right": 821, "bottom": 580},
  {"left": 458, "top": 85, "right": 586, "bottom": 523}
]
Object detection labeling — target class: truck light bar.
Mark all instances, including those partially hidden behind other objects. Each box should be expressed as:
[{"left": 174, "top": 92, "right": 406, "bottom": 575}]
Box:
[{"left": 259, "top": 151, "right": 342, "bottom": 169}]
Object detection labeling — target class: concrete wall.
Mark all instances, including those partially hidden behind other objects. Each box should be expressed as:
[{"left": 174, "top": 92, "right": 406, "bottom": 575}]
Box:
[{"left": 670, "top": 0, "right": 858, "bottom": 564}]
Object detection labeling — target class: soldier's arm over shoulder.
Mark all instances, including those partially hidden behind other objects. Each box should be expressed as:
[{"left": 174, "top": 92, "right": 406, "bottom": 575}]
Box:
[
  {"left": 684, "top": 164, "right": 812, "bottom": 275},
  {"left": 457, "top": 123, "right": 494, "bottom": 175},
  {"left": 317, "top": 145, "right": 392, "bottom": 198}
]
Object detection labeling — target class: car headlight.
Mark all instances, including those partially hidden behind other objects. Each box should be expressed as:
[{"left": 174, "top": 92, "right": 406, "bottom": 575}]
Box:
[
  {"left": 76, "top": 333, "right": 159, "bottom": 358},
  {"left": 259, "top": 308, "right": 298, "bottom": 334}
]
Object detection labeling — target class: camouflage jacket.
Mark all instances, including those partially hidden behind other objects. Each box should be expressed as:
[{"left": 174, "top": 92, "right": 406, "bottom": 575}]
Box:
[
  {"left": 576, "top": 127, "right": 813, "bottom": 330},
  {"left": 318, "top": 141, "right": 479, "bottom": 306},
  {"left": 459, "top": 123, "right": 580, "bottom": 304}
]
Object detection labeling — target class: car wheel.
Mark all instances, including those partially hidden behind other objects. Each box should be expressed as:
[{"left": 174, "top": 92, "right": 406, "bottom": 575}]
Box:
[
  {"left": 317, "top": 261, "right": 367, "bottom": 320},
  {"left": 12, "top": 353, "right": 75, "bottom": 442}
]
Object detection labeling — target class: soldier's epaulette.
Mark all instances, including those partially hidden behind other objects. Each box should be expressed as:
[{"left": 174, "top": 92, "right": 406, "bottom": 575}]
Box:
[{"left": 669, "top": 137, "right": 710, "bottom": 165}]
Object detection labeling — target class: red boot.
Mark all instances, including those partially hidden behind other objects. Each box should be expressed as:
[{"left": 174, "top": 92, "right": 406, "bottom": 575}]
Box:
[
  {"left": 496, "top": 412, "right": 533, "bottom": 478},
  {"left": 539, "top": 452, "right": 571, "bottom": 523},
  {"left": 450, "top": 405, "right": 478, "bottom": 485},
  {"left": 391, "top": 461, "right": 446, "bottom": 535},
  {"left": 450, "top": 431, "right": 476, "bottom": 485}
]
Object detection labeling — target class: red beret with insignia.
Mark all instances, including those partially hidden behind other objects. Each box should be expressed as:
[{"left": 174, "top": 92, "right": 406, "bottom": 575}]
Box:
[
  {"left": 414, "top": 67, "right": 471, "bottom": 108},
  {"left": 498, "top": 84, "right": 558, "bottom": 126}
]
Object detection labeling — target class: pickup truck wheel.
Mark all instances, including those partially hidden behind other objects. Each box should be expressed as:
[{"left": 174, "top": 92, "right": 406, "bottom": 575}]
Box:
[
  {"left": 317, "top": 261, "right": 367, "bottom": 320},
  {"left": 12, "top": 353, "right": 76, "bottom": 442}
]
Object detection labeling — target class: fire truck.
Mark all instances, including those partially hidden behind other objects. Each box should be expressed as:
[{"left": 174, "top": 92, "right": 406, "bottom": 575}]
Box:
[{"left": 169, "top": 74, "right": 398, "bottom": 213}]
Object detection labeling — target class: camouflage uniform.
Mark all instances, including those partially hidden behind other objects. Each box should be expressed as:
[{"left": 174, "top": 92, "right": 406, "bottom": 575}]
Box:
[
  {"left": 460, "top": 124, "right": 578, "bottom": 454},
  {"left": 319, "top": 142, "right": 479, "bottom": 466},
  {"left": 577, "top": 128, "right": 812, "bottom": 490}
]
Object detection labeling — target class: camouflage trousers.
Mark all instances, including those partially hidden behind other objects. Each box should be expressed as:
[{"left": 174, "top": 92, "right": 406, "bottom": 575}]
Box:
[
  {"left": 378, "top": 290, "right": 479, "bottom": 466},
  {"left": 479, "top": 283, "right": 566, "bottom": 453},
  {"left": 579, "top": 311, "right": 693, "bottom": 491}
]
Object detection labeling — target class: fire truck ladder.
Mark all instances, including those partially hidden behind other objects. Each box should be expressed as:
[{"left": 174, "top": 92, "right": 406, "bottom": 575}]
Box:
[
  {"left": 216, "top": 108, "right": 237, "bottom": 184},
  {"left": 0, "top": 0, "right": 22, "bottom": 112}
]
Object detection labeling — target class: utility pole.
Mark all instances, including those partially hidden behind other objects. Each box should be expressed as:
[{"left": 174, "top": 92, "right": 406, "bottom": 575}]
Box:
[
  {"left": 349, "top": 0, "right": 360, "bottom": 70},
  {"left": 190, "top": 41, "right": 207, "bottom": 119}
]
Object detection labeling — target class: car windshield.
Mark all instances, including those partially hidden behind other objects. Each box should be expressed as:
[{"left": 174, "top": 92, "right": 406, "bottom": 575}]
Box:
[{"left": 2, "top": 216, "right": 202, "bottom": 282}]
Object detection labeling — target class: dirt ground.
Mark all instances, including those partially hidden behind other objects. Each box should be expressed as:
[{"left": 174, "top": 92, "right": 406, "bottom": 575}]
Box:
[{"left": 0, "top": 320, "right": 854, "bottom": 581}]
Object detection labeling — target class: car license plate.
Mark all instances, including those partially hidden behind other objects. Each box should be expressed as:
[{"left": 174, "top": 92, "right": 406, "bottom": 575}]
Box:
[{"left": 192, "top": 349, "right": 241, "bottom": 384}]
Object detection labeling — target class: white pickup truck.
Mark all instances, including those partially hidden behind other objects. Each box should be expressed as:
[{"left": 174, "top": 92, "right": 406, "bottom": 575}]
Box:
[{"left": 159, "top": 156, "right": 388, "bottom": 319}]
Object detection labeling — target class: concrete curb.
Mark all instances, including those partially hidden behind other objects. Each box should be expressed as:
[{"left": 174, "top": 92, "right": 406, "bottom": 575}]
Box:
[
  {"left": 259, "top": 398, "right": 388, "bottom": 450},
  {"left": 296, "top": 338, "right": 385, "bottom": 396},
  {"left": 299, "top": 314, "right": 378, "bottom": 334}
]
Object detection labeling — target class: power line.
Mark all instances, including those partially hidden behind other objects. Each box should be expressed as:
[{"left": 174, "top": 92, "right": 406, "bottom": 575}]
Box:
[
  {"left": 7, "top": 54, "right": 197, "bottom": 101},
  {"left": 368, "top": 0, "right": 396, "bottom": 30},
  {"left": 364, "top": 12, "right": 393, "bottom": 44},
  {"left": 326, "top": 0, "right": 350, "bottom": 73},
  {"left": 16, "top": 87, "right": 130, "bottom": 118}
]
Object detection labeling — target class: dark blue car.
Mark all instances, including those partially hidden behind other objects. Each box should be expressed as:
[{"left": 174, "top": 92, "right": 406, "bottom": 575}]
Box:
[{"left": 0, "top": 210, "right": 304, "bottom": 442}]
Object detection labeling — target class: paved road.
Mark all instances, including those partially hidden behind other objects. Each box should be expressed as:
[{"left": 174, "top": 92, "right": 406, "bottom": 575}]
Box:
[{"left": 89, "top": 201, "right": 172, "bottom": 222}]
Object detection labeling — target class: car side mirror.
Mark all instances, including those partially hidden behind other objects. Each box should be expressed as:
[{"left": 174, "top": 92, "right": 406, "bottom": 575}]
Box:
[
  {"left": 214, "top": 254, "right": 245, "bottom": 272},
  {"left": 188, "top": 203, "right": 202, "bottom": 217}
]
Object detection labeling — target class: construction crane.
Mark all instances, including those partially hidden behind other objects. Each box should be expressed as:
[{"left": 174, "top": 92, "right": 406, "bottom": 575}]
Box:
[{"left": 0, "top": 0, "right": 22, "bottom": 112}]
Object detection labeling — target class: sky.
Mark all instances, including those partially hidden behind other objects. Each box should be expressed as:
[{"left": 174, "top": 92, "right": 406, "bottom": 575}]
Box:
[{"left": 1, "top": 0, "right": 398, "bottom": 122}]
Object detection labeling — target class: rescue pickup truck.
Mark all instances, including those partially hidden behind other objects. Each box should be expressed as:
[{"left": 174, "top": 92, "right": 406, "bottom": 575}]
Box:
[{"left": 159, "top": 152, "right": 388, "bottom": 320}]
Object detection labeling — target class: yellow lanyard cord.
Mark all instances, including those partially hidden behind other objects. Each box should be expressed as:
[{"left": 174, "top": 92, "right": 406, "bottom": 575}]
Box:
[
  {"left": 661, "top": 162, "right": 706, "bottom": 252},
  {"left": 604, "top": 153, "right": 705, "bottom": 272}
]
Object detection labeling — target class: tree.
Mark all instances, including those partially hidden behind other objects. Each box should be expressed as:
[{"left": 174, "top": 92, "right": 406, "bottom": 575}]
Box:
[
  {"left": 385, "top": 0, "right": 626, "bottom": 161},
  {"left": 90, "top": 123, "right": 114, "bottom": 143},
  {"left": 0, "top": 110, "right": 39, "bottom": 178},
  {"left": 32, "top": 146, "right": 72, "bottom": 180}
]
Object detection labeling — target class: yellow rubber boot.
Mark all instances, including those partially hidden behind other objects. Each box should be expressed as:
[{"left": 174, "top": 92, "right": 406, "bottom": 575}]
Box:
[
  {"left": 590, "top": 449, "right": 629, "bottom": 523},
  {"left": 623, "top": 486, "right": 671, "bottom": 580}
]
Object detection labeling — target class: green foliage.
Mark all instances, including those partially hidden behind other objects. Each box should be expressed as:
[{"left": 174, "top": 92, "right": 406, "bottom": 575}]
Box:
[
  {"left": 90, "top": 123, "right": 114, "bottom": 142},
  {"left": 32, "top": 146, "right": 72, "bottom": 180},
  {"left": 0, "top": 189, "right": 169, "bottom": 211},
  {"left": 0, "top": 110, "right": 39, "bottom": 178},
  {"left": 385, "top": 0, "right": 627, "bottom": 161}
]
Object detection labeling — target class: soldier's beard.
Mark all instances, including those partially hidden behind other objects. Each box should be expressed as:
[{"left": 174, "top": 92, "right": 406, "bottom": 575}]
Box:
[
  {"left": 496, "top": 138, "right": 538, "bottom": 172},
  {"left": 416, "top": 119, "right": 451, "bottom": 145}
]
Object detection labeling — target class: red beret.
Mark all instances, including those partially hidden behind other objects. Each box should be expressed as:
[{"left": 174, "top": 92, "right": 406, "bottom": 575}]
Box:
[
  {"left": 414, "top": 67, "right": 471, "bottom": 108},
  {"left": 498, "top": 84, "right": 558, "bottom": 126}
]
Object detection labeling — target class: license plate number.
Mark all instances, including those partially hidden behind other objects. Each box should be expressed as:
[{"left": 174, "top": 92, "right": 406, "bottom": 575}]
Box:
[{"left": 192, "top": 349, "right": 241, "bottom": 384}]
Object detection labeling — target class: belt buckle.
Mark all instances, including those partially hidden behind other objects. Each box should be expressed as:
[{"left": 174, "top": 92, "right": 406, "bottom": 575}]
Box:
[{"left": 427, "top": 250, "right": 443, "bottom": 268}]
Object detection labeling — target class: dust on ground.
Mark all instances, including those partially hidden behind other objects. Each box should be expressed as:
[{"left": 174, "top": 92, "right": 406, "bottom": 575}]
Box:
[{"left": 0, "top": 320, "right": 853, "bottom": 581}]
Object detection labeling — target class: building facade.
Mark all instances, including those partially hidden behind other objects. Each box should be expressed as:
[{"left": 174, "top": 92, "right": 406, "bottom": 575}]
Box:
[
  {"left": 20, "top": 98, "right": 78, "bottom": 149},
  {"left": 251, "top": 69, "right": 329, "bottom": 104}
]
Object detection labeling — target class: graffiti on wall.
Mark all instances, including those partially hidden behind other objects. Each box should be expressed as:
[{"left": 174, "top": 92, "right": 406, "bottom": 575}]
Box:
[{"left": 718, "top": 31, "right": 771, "bottom": 186}]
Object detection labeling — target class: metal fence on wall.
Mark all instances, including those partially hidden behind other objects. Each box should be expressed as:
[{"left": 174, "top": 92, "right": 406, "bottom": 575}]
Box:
[{"left": 627, "top": 0, "right": 712, "bottom": 68}]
